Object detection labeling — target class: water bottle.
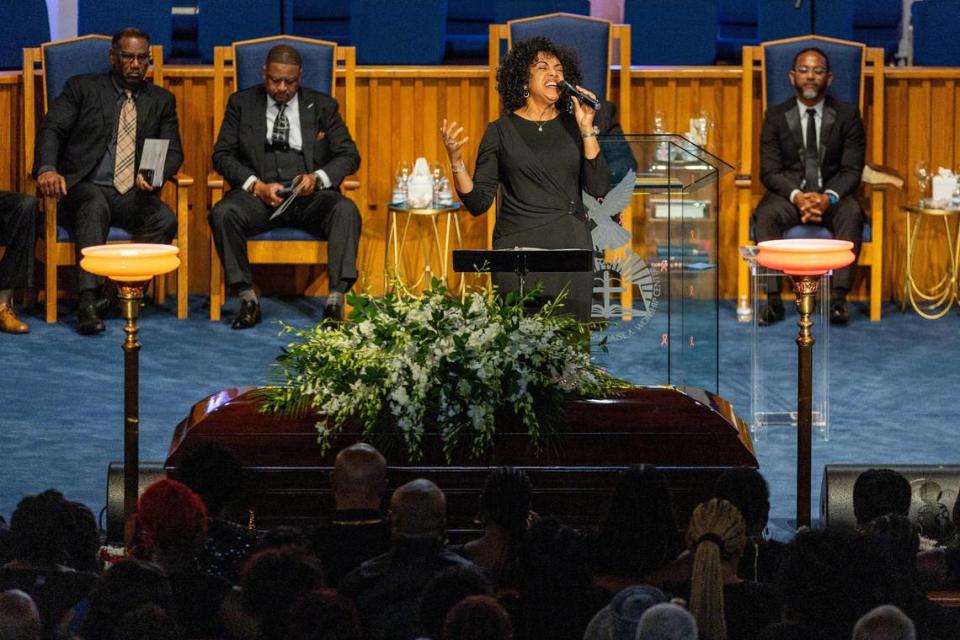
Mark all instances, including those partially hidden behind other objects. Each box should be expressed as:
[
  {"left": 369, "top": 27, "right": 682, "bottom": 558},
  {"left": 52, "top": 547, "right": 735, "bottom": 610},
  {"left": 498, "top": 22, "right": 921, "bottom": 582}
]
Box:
[
  {"left": 391, "top": 171, "right": 405, "bottom": 205},
  {"left": 737, "top": 294, "right": 752, "bottom": 323},
  {"left": 438, "top": 177, "right": 453, "bottom": 205}
]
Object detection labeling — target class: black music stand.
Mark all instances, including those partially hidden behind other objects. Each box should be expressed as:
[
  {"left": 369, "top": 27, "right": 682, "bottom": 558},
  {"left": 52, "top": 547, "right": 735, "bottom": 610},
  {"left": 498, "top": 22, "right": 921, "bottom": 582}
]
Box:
[{"left": 452, "top": 249, "right": 593, "bottom": 296}]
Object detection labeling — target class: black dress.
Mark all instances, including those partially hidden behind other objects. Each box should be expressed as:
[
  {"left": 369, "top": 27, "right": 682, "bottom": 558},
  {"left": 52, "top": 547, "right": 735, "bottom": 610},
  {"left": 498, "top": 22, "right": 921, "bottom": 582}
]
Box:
[{"left": 458, "top": 111, "right": 611, "bottom": 320}]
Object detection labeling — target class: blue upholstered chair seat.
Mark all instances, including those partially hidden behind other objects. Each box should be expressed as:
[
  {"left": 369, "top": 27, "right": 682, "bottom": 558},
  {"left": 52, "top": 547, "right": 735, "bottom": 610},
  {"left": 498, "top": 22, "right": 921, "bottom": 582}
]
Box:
[
  {"left": 249, "top": 228, "right": 321, "bottom": 242},
  {"left": 54, "top": 226, "right": 180, "bottom": 243},
  {"left": 750, "top": 221, "right": 872, "bottom": 243}
]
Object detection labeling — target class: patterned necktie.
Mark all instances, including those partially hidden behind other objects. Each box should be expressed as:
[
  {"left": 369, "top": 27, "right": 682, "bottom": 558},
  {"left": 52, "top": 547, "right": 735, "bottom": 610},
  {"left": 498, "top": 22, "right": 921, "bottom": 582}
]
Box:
[
  {"left": 272, "top": 102, "right": 289, "bottom": 149},
  {"left": 113, "top": 90, "right": 136, "bottom": 194},
  {"left": 804, "top": 107, "right": 820, "bottom": 192}
]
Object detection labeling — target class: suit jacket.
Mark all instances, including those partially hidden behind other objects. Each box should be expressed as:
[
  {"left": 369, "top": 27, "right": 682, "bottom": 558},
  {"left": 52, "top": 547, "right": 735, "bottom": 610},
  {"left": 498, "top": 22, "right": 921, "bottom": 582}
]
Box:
[
  {"left": 212, "top": 86, "right": 360, "bottom": 189},
  {"left": 759, "top": 95, "right": 865, "bottom": 201},
  {"left": 33, "top": 73, "right": 183, "bottom": 188}
]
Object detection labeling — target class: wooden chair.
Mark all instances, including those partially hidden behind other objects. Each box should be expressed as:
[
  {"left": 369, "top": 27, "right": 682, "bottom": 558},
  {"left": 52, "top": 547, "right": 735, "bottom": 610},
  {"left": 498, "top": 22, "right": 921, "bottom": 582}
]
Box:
[
  {"left": 207, "top": 35, "right": 359, "bottom": 321},
  {"left": 736, "top": 35, "right": 885, "bottom": 321},
  {"left": 22, "top": 34, "right": 192, "bottom": 322}
]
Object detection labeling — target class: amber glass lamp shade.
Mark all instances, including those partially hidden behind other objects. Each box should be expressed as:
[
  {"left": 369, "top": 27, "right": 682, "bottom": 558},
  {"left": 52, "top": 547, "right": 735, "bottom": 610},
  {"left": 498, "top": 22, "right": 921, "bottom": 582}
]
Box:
[
  {"left": 756, "top": 239, "right": 855, "bottom": 276},
  {"left": 80, "top": 244, "right": 180, "bottom": 281}
]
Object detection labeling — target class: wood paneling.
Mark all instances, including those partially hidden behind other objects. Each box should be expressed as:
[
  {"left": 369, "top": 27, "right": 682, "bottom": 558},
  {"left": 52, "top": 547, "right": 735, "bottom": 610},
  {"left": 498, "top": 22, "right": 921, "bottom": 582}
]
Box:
[{"left": 2, "top": 64, "right": 959, "bottom": 302}]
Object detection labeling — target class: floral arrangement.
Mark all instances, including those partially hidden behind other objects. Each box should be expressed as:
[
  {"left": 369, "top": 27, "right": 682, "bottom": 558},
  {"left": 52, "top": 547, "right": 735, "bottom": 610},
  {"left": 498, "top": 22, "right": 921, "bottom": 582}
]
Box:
[{"left": 262, "top": 281, "right": 625, "bottom": 462}]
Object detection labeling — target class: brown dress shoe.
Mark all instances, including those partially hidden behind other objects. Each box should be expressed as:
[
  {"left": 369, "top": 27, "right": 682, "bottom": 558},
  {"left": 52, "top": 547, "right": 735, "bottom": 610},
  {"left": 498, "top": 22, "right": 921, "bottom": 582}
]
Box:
[{"left": 0, "top": 303, "right": 29, "bottom": 334}]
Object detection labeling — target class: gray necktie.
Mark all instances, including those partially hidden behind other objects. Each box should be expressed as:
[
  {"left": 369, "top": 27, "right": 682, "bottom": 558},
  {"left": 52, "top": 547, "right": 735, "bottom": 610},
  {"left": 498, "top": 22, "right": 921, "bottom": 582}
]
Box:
[{"left": 272, "top": 102, "right": 289, "bottom": 149}]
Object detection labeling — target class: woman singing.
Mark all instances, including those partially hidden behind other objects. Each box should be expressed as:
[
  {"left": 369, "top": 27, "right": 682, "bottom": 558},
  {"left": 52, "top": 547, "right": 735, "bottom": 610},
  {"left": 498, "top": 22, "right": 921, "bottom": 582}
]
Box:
[{"left": 441, "top": 36, "right": 611, "bottom": 321}]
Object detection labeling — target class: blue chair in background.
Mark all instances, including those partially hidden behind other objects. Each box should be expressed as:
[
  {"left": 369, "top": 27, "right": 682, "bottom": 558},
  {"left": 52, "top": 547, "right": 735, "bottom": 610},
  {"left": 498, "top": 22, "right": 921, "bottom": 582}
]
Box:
[
  {"left": 77, "top": 0, "right": 173, "bottom": 53},
  {"left": 624, "top": 0, "right": 717, "bottom": 65},
  {"left": 197, "top": 0, "right": 294, "bottom": 64},
  {"left": 736, "top": 35, "right": 886, "bottom": 321},
  {"left": 717, "top": 0, "right": 757, "bottom": 61},
  {"left": 912, "top": 0, "right": 960, "bottom": 66},
  {"left": 811, "top": 0, "right": 854, "bottom": 41},
  {"left": 350, "top": 0, "right": 446, "bottom": 64},
  {"left": 447, "top": 0, "right": 495, "bottom": 59},
  {"left": 291, "top": 0, "right": 351, "bottom": 45},
  {"left": 22, "top": 35, "right": 192, "bottom": 321},
  {"left": 757, "top": 0, "right": 812, "bottom": 42},
  {"left": 207, "top": 35, "right": 359, "bottom": 321},
  {"left": 853, "top": 0, "right": 901, "bottom": 61},
  {"left": 0, "top": 0, "right": 50, "bottom": 70},
  {"left": 494, "top": 0, "right": 589, "bottom": 22}
]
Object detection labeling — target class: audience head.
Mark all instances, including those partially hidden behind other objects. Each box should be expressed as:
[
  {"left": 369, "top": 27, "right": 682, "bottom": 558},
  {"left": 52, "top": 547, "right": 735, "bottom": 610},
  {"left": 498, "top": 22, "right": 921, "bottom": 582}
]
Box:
[
  {"left": 594, "top": 464, "right": 679, "bottom": 578},
  {"left": 685, "top": 499, "right": 746, "bottom": 640},
  {"left": 583, "top": 584, "right": 668, "bottom": 640},
  {"left": 135, "top": 478, "right": 207, "bottom": 558},
  {"left": 496, "top": 36, "right": 583, "bottom": 113},
  {"left": 853, "top": 469, "right": 912, "bottom": 525},
  {"left": 852, "top": 605, "right": 916, "bottom": 640},
  {"left": 9, "top": 489, "right": 76, "bottom": 568},
  {"left": 175, "top": 441, "right": 248, "bottom": 517},
  {"left": 263, "top": 44, "right": 302, "bottom": 104},
  {"left": 285, "top": 589, "right": 363, "bottom": 640},
  {"left": 478, "top": 467, "right": 532, "bottom": 537},
  {"left": 636, "top": 603, "right": 698, "bottom": 640},
  {"left": 789, "top": 47, "right": 832, "bottom": 103},
  {"left": 0, "top": 590, "right": 41, "bottom": 640},
  {"left": 241, "top": 546, "right": 325, "bottom": 638},
  {"left": 713, "top": 467, "right": 771, "bottom": 538},
  {"left": 79, "top": 559, "right": 174, "bottom": 640},
  {"left": 443, "top": 595, "right": 513, "bottom": 640},
  {"left": 110, "top": 27, "right": 152, "bottom": 89},
  {"left": 114, "top": 604, "right": 184, "bottom": 640},
  {"left": 389, "top": 479, "right": 447, "bottom": 542},
  {"left": 331, "top": 442, "right": 388, "bottom": 510},
  {"left": 65, "top": 500, "right": 100, "bottom": 572},
  {"left": 419, "top": 564, "right": 492, "bottom": 640}
]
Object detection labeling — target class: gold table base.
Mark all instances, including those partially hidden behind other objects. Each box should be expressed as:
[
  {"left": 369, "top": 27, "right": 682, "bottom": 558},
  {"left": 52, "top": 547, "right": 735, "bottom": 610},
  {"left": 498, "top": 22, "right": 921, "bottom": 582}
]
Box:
[
  {"left": 902, "top": 205, "right": 960, "bottom": 319},
  {"left": 386, "top": 203, "right": 464, "bottom": 296}
]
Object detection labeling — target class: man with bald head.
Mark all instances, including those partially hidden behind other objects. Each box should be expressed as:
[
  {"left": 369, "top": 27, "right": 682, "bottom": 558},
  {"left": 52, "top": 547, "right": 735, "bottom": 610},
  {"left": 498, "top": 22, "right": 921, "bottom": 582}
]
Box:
[
  {"left": 338, "top": 478, "right": 474, "bottom": 640},
  {"left": 308, "top": 443, "right": 390, "bottom": 586},
  {"left": 209, "top": 43, "right": 362, "bottom": 328},
  {"left": 0, "top": 590, "right": 41, "bottom": 640}
]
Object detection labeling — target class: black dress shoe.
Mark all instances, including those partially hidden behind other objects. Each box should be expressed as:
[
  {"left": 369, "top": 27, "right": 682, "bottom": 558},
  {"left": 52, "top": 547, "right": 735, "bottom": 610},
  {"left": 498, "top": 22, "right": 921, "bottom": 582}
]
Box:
[
  {"left": 322, "top": 303, "right": 344, "bottom": 323},
  {"left": 77, "top": 304, "right": 105, "bottom": 335},
  {"left": 830, "top": 299, "right": 849, "bottom": 325},
  {"left": 232, "top": 299, "right": 261, "bottom": 329},
  {"left": 758, "top": 301, "right": 786, "bottom": 326}
]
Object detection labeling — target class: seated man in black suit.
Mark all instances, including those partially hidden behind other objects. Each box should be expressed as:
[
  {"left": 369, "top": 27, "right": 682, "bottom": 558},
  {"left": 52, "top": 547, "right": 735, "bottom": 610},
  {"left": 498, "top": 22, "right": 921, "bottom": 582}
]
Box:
[
  {"left": 0, "top": 192, "right": 38, "bottom": 334},
  {"left": 754, "top": 47, "right": 865, "bottom": 325},
  {"left": 33, "top": 27, "right": 183, "bottom": 335},
  {"left": 208, "top": 44, "right": 362, "bottom": 329}
]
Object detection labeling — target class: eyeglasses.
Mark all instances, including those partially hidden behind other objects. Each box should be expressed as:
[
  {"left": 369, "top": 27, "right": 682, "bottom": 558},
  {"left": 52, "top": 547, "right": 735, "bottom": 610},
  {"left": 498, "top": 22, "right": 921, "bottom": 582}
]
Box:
[
  {"left": 117, "top": 52, "right": 151, "bottom": 64},
  {"left": 793, "top": 65, "right": 828, "bottom": 76}
]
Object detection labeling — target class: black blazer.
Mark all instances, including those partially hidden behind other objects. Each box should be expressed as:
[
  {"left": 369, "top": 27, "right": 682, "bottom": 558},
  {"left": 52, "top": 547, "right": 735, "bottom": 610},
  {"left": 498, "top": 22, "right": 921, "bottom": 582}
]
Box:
[
  {"left": 759, "top": 95, "right": 865, "bottom": 201},
  {"left": 212, "top": 86, "right": 360, "bottom": 189},
  {"left": 33, "top": 73, "right": 184, "bottom": 188}
]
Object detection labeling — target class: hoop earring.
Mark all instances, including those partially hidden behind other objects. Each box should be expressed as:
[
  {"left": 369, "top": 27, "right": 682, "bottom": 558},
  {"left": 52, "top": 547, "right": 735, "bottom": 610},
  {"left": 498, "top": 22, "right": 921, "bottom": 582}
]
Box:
[{"left": 522, "top": 86, "right": 530, "bottom": 99}]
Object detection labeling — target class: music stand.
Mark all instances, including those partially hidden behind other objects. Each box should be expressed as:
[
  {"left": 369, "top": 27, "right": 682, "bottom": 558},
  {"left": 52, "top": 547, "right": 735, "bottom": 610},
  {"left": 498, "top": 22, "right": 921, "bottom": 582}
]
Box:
[{"left": 452, "top": 248, "right": 593, "bottom": 296}]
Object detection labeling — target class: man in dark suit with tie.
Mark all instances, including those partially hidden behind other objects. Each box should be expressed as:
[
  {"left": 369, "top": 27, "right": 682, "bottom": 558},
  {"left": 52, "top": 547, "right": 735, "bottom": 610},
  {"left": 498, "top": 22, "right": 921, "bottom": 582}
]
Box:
[
  {"left": 208, "top": 44, "right": 361, "bottom": 329},
  {"left": 0, "top": 192, "right": 38, "bottom": 333},
  {"left": 33, "top": 27, "right": 183, "bottom": 335},
  {"left": 754, "top": 47, "right": 865, "bottom": 325}
]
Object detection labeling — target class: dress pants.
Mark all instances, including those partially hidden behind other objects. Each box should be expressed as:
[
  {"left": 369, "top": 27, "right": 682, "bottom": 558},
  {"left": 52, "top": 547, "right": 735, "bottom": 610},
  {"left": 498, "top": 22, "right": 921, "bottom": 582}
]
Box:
[
  {"left": 0, "top": 191, "right": 38, "bottom": 290},
  {"left": 753, "top": 191, "right": 863, "bottom": 292},
  {"left": 58, "top": 182, "right": 177, "bottom": 292},
  {"left": 208, "top": 188, "right": 361, "bottom": 293}
]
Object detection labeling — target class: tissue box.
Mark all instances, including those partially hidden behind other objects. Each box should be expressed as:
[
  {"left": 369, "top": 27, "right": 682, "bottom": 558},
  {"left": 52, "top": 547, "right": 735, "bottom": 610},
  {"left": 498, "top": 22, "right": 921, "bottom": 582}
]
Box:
[{"left": 933, "top": 175, "right": 957, "bottom": 203}]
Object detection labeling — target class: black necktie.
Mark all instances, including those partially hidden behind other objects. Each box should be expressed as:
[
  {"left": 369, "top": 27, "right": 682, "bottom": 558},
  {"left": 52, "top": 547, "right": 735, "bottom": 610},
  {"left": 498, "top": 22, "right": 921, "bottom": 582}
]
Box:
[
  {"left": 272, "top": 102, "right": 289, "bottom": 149},
  {"left": 804, "top": 107, "right": 819, "bottom": 192}
]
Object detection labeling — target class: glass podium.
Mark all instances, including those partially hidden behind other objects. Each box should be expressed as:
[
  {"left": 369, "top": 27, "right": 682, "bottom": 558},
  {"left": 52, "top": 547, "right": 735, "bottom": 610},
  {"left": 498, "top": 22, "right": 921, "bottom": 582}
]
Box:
[{"left": 590, "top": 135, "right": 733, "bottom": 393}]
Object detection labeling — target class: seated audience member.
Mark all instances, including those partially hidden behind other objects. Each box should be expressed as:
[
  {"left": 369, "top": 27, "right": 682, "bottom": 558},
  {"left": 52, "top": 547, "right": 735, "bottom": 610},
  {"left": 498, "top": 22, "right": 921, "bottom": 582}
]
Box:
[
  {"left": 0, "top": 589, "right": 41, "bottom": 640},
  {"left": 308, "top": 443, "right": 390, "bottom": 587},
  {"left": 919, "top": 493, "right": 960, "bottom": 589},
  {"left": 237, "top": 546, "right": 326, "bottom": 640},
  {"left": 133, "top": 478, "right": 233, "bottom": 638},
  {"left": 419, "top": 564, "right": 492, "bottom": 640},
  {"left": 592, "top": 465, "right": 682, "bottom": 591},
  {"left": 583, "top": 584, "right": 668, "bottom": 640},
  {"left": 452, "top": 467, "right": 532, "bottom": 588},
  {"left": 284, "top": 589, "right": 363, "bottom": 640},
  {"left": 174, "top": 442, "right": 257, "bottom": 583},
  {"left": 854, "top": 468, "right": 912, "bottom": 526},
  {"left": 442, "top": 595, "right": 513, "bottom": 640},
  {"left": 852, "top": 605, "right": 916, "bottom": 640},
  {"left": 0, "top": 490, "right": 99, "bottom": 638},
  {"left": 0, "top": 192, "right": 38, "bottom": 334},
  {"left": 670, "top": 499, "right": 780, "bottom": 640},
  {"left": 338, "top": 479, "right": 474, "bottom": 640},
  {"left": 636, "top": 603, "right": 698, "bottom": 640},
  {"left": 113, "top": 604, "right": 184, "bottom": 640},
  {"left": 79, "top": 559, "right": 175, "bottom": 640},
  {"left": 713, "top": 467, "right": 785, "bottom": 583}
]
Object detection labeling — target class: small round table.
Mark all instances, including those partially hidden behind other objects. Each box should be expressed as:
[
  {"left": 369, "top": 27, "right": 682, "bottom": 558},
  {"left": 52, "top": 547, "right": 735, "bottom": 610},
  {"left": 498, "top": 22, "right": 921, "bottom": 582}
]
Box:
[
  {"left": 901, "top": 204, "right": 960, "bottom": 319},
  {"left": 385, "top": 202, "right": 463, "bottom": 295}
]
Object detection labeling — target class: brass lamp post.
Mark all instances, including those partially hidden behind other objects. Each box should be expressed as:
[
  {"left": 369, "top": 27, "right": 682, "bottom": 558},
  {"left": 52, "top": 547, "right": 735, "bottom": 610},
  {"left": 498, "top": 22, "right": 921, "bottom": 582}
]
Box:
[
  {"left": 756, "top": 239, "right": 855, "bottom": 528},
  {"left": 80, "top": 244, "right": 180, "bottom": 533}
]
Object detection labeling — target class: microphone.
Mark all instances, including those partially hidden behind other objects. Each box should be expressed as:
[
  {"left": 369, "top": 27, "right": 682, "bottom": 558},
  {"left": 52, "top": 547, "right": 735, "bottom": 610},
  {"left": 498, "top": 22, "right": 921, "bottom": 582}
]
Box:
[{"left": 559, "top": 80, "right": 601, "bottom": 111}]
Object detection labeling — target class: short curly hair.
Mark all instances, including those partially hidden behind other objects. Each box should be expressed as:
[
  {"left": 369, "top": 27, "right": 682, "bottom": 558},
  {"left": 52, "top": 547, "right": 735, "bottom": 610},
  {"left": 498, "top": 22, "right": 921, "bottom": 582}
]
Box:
[{"left": 496, "top": 36, "right": 583, "bottom": 113}]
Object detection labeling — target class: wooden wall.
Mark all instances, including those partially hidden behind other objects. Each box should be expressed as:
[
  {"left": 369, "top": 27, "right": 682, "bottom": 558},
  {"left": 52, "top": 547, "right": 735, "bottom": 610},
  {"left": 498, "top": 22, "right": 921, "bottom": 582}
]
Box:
[{"left": 2, "top": 65, "right": 959, "bottom": 302}]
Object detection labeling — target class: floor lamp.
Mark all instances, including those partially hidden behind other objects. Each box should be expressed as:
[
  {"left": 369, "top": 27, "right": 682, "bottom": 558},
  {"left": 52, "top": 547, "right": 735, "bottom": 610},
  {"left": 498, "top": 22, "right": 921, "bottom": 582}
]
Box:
[
  {"left": 80, "top": 244, "right": 180, "bottom": 538},
  {"left": 756, "top": 238, "right": 854, "bottom": 527}
]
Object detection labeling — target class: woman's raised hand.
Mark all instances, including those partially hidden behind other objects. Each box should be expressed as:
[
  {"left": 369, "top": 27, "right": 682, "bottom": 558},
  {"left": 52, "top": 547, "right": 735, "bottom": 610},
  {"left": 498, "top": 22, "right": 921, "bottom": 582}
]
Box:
[
  {"left": 440, "top": 119, "right": 469, "bottom": 161},
  {"left": 570, "top": 85, "right": 598, "bottom": 132}
]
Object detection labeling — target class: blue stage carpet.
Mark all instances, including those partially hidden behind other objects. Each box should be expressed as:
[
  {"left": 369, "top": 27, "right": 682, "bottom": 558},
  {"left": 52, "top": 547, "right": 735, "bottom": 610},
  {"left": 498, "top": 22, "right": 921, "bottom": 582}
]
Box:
[{"left": 2, "top": 296, "right": 960, "bottom": 535}]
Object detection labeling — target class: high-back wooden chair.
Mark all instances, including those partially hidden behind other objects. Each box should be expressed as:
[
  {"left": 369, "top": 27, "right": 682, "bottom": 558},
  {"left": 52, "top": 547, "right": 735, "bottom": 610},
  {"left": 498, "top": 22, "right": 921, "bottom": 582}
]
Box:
[
  {"left": 207, "top": 35, "right": 358, "bottom": 321},
  {"left": 23, "top": 34, "right": 192, "bottom": 322},
  {"left": 736, "top": 34, "right": 885, "bottom": 321}
]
